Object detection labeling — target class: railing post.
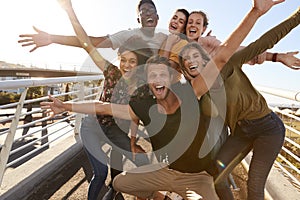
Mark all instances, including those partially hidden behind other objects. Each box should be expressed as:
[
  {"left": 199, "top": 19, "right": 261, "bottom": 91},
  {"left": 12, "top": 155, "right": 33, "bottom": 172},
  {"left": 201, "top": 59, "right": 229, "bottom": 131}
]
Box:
[
  {"left": 74, "top": 82, "right": 85, "bottom": 141},
  {"left": 0, "top": 88, "right": 28, "bottom": 185},
  {"left": 41, "top": 86, "right": 49, "bottom": 147}
]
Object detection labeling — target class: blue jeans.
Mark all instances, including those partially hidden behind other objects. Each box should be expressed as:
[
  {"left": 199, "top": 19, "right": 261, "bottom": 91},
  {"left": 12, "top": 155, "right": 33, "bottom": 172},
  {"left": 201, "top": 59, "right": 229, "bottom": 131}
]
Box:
[
  {"left": 80, "top": 115, "right": 149, "bottom": 200},
  {"left": 214, "top": 111, "right": 285, "bottom": 200},
  {"left": 84, "top": 147, "right": 108, "bottom": 200}
]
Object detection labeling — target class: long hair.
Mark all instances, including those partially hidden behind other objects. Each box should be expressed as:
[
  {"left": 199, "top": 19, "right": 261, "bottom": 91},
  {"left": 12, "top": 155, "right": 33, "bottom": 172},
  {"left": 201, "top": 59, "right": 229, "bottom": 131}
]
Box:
[
  {"left": 118, "top": 36, "right": 153, "bottom": 66},
  {"left": 176, "top": 8, "right": 189, "bottom": 36},
  {"left": 178, "top": 42, "right": 211, "bottom": 78}
]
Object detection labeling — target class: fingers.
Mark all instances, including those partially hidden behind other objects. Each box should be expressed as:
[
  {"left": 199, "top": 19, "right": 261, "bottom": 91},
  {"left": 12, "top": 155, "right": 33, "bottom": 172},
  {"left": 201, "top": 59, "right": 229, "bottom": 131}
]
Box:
[
  {"left": 288, "top": 51, "right": 299, "bottom": 55},
  {"left": 32, "top": 26, "right": 40, "bottom": 33},
  {"left": 273, "top": 0, "right": 285, "bottom": 6},
  {"left": 29, "top": 47, "right": 38, "bottom": 53},
  {"left": 18, "top": 34, "right": 35, "bottom": 39},
  {"left": 257, "top": 54, "right": 266, "bottom": 64},
  {"left": 186, "top": 190, "right": 203, "bottom": 200},
  {"left": 43, "top": 109, "right": 52, "bottom": 115},
  {"left": 40, "top": 102, "right": 52, "bottom": 110},
  {"left": 48, "top": 95, "right": 55, "bottom": 101},
  {"left": 40, "top": 101, "right": 51, "bottom": 106},
  {"left": 21, "top": 42, "right": 35, "bottom": 47},
  {"left": 18, "top": 37, "right": 38, "bottom": 52},
  {"left": 206, "top": 30, "right": 212, "bottom": 36},
  {"left": 289, "top": 66, "right": 300, "bottom": 70},
  {"left": 18, "top": 38, "right": 33, "bottom": 43}
]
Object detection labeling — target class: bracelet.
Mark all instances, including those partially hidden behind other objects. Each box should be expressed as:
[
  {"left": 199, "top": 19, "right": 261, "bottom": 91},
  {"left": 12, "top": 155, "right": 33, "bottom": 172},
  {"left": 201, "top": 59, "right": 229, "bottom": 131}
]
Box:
[{"left": 272, "top": 53, "right": 278, "bottom": 62}]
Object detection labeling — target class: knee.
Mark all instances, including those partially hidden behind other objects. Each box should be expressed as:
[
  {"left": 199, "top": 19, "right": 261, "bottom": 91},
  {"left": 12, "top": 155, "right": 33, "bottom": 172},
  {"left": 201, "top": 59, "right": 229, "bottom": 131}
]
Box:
[
  {"left": 94, "top": 164, "right": 108, "bottom": 178},
  {"left": 112, "top": 172, "right": 126, "bottom": 192}
]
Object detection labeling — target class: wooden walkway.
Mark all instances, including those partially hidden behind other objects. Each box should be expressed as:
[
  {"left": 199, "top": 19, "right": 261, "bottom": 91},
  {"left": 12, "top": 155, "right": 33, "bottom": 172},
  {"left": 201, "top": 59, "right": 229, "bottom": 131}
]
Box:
[{"left": 26, "top": 150, "right": 249, "bottom": 200}]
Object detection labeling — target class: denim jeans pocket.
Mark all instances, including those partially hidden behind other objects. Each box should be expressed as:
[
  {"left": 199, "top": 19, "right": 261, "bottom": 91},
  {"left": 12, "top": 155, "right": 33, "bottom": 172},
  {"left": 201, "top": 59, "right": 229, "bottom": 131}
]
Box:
[{"left": 237, "top": 112, "right": 285, "bottom": 137}]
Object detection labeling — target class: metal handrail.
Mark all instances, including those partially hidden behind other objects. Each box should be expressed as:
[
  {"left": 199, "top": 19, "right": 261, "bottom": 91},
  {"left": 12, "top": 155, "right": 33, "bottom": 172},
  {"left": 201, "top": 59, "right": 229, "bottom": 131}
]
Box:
[
  {"left": 0, "top": 75, "right": 103, "bottom": 186},
  {"left": 256, "top": 85, "right": 300, "bottom": 102},
  {"left": 0, "top": 75, "right": 103, "bottom": 90}
]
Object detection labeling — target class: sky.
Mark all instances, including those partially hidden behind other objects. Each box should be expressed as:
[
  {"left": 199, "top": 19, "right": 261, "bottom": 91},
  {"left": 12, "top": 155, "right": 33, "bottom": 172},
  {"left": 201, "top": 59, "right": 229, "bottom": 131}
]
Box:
[{"left": 0, "top": 0, "right": 300, "bottom": 105}]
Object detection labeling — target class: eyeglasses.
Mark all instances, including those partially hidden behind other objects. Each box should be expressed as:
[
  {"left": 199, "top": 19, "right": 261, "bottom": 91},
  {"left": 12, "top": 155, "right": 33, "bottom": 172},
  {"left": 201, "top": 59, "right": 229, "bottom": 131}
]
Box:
[{"left": 139, "top": 8, "right": 156, "bottom": 16}]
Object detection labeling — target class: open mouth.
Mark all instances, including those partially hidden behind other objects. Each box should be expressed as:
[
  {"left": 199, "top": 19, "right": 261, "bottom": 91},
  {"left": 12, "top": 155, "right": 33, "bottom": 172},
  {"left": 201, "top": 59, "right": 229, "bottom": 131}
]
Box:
[
  {"left": 189, "top": 65, "right": 198, "bottom": 70},
  {"left": 188, "top": 28, "right": 197, "bottom": 35},
  {"left": 122, "top": 69, "right": 133, "bottom": 77},
  {"left": 146, "top": 18, "right": 154, "bottom": 23},
  {"left": 155, "top": 85, "right": 165, "bottom": 94},
  {"left": 170, "top": 23, "right": 177, "bottom": 30}
]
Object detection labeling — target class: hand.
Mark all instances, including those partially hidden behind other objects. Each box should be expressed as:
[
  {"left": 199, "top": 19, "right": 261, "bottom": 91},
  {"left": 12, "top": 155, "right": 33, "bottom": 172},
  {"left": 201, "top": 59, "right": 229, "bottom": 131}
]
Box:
[
  {"left": 57, "top": 0, "right": 73, "bottom": 11},
  {"left": 40, "top": 95, "right": 66, "bottom": 117},
  {"left": 18, "top": 26, "right": 51, "bottom": 52},
  {"left": 130, "top": 139, "right": 146, "bottom": 161},
  {"left": 166, "top": 34, "right": 180, "bottom": 45},
  {"left": 278, "top": 51, "right": 300, "bottom": 70},
  {"left": 186, "top": 190, "right": 203, "bottom": 200},
  {"left": 247, "top": 51, "right": 267, "bottom": 65},
  {"left": 252, "top": 0, "right": 285, "bottom": 16},
  {"left": 198, "top": 35, "right": 221, "bottom": 56},
  {"left": 164, "top": 34, "right": 181, "bottom": 51},
  {"left": 205, "top": 30, "right": 212, "bottom": 36}
]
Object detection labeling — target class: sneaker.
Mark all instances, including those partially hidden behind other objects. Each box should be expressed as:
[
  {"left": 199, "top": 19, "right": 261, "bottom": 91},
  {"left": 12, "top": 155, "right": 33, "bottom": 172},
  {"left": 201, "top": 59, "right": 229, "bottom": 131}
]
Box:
[
  {"left": 114, "top": 191, "right": 125, "bottom": 200},
  {"left": 102, "top": 187, "right": 124, "bottom": 200}
]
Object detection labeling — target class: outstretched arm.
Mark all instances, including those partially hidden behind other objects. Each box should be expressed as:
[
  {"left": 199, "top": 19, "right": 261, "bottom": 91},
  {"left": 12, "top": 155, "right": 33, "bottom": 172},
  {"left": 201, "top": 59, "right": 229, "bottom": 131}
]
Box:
[
  {"left": 239, "top": 49, "right": 300, "bottom": 69},
  {"left": 266, "top": 51, "right": 300, "bottom": 69},
  {"left": 40, "top": 96, "right": 136, "bottom": 120},
  {"left": 198, "top": 31, "right": 297, "bottom": 68},
  {"left": 18, "top": 28, "right": 112, "bottom": 53},
  {"left": 192, "top": 0, "right": 284, "bottom": 97},
  {"left": 18, "top": 8, "right": 112, "bottom": 52}
]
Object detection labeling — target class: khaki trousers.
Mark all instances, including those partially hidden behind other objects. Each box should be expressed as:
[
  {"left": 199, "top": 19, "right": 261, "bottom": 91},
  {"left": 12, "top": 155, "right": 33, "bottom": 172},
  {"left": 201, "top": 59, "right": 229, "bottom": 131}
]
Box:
[{"left": 113, "top": 163, "right": 219, "bottom": 200}]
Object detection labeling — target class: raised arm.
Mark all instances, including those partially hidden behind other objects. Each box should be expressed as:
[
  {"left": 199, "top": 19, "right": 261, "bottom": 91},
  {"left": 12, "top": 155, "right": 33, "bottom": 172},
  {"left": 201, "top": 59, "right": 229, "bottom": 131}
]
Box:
[
  {"left": 192, "top": 0, "right": 284, "bottom": 97},
  {"left": 57, "top": 0, "right": 108, "bottom": 71}
]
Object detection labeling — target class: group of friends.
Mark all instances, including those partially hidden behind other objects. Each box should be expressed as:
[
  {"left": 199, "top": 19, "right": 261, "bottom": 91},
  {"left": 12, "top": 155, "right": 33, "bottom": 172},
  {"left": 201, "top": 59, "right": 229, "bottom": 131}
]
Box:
[{"left": 18, "top": 0, "right": 300, "bottom": 200}]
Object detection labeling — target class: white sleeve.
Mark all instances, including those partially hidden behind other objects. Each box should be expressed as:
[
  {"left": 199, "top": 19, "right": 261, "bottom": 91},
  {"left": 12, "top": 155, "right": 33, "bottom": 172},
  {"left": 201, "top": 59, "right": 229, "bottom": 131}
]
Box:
[{"left": 107, "top": 29, "right": 136, "bottom": 50}]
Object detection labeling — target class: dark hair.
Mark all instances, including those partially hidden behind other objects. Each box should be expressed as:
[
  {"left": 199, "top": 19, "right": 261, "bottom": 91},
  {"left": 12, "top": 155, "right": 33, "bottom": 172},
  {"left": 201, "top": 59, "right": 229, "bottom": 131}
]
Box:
[
  {"left": 178, "top": 42, "right": 211, "bottom": 77},
  {"left": 137, "top": 0, "right": 156, "bottom": 13},
  {"left": 146, "top": 55, "right": 170, "bottom": 66},
  {"left": 189, "top": 11, "right": 209, "bottom": 28},
  {"left": 145, "top": 55, "right": 173, "bottom": 75},
  {"left": 176, "top": 8, "right": 189, "bottom": 36},
  {"left": 118, "top": 36, "right": 153, "bottom": 66}
]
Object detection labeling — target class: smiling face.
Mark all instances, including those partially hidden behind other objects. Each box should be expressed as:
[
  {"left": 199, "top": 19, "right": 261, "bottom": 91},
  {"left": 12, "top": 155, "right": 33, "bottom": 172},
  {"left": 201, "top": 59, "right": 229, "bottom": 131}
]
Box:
[
  {"left": 119, "top": 50, "right": 138, "bottom": 79},
  {"left": 186, "top": 13, "right": 207, "bottom": 41},
  {"left": 147, "top": 63, "right": 172, "bottom": 100},
  {"left": 169, "top": 10, "right": 188, "bottom": 35},
  {"left": 181, "top": 47, "right": 205, "bottom": 78},
  {"left": 137, "top": 3, "right": 159, "bottom": 28}
]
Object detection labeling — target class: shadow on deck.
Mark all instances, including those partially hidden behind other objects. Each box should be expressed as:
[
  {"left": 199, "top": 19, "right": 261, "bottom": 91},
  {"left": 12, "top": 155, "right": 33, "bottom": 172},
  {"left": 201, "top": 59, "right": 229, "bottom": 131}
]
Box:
[{"left": 25, "top": 150, "right": 248, "bottom": 200}]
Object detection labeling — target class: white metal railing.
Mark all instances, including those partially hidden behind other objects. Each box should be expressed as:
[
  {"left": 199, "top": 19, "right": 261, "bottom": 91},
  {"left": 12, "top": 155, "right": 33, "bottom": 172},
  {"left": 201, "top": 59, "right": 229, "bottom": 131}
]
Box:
[
  {"left": 0, "top": 75, "right": 103, "bottom": 186},
  {"left": 256, "top": 85, "right": 300, "bottom": 189},
  {"left": 0, "top": 79, "right": 299, "bottom": 193},
  {"left": 256, "top": 85, "right": 300, "bottom": 102}
]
